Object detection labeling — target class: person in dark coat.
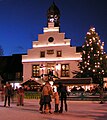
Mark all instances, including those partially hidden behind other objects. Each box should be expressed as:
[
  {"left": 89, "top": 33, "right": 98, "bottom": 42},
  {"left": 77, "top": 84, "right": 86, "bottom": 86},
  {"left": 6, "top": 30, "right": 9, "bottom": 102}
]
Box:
[
  {"left": 57, "top": 82, "right": 68, "bottom": 113},
  {"left": 4, "top": 82, "right": 12, "bottom": 107}
]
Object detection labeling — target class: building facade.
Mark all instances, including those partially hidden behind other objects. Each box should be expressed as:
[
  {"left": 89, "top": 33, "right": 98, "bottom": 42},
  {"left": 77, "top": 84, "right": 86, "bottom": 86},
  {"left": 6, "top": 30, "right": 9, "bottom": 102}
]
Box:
[
  {"left": 22, "top": 3, "right": 82, "bottom": 85},
  {"left": 0, "top": 54, "right": 23, "bottom": 88}
]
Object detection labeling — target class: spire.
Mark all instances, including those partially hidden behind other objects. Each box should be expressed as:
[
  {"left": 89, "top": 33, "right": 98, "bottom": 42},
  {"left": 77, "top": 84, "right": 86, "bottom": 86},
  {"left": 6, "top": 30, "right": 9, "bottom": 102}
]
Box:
[{"left": 47, "top": 2, "right": 60, "bottom": 27}]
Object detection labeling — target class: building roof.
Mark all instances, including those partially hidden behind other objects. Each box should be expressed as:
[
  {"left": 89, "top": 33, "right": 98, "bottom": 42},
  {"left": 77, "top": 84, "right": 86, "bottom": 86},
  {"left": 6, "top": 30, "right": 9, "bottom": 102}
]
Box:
[{"left": 21, "top": 79, "right": 42, "bottom": 86}]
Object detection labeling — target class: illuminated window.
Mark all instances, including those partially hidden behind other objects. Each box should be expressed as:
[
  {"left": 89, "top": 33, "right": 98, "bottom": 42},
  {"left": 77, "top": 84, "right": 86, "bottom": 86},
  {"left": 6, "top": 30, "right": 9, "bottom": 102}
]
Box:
[
  {"left": 61, "top": 64, "right": 69, "bottom": 77},
  {"left": 40, "top": 51, "right": 45, "bottom": 58},
  {"left": 32, "top": 64, "right": 40, "bottom": 77},
  {"left": 16, "top": 72, "right": 21, "bottom": 79},
  {"left": 57, "top": 51, "right": 62, "bottom": 57}
]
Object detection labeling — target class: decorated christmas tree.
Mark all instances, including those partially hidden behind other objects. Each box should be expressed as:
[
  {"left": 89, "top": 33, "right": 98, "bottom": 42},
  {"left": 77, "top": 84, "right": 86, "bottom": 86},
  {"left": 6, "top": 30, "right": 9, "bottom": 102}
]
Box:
[{"left": 75, "top": 27, "right": 107, "bottom": 85}]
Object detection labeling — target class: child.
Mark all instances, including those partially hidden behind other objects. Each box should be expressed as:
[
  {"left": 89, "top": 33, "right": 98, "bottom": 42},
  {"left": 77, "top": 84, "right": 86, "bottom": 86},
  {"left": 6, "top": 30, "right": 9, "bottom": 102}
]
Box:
[{"left": 54, "top": 92, "right": 59, "bottom": 113}]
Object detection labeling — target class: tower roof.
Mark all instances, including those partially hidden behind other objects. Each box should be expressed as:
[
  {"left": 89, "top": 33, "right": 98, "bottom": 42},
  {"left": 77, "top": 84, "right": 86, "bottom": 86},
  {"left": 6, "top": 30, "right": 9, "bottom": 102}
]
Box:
[{"left": 47, "top": 2, "right": 60, "bottom": 15}]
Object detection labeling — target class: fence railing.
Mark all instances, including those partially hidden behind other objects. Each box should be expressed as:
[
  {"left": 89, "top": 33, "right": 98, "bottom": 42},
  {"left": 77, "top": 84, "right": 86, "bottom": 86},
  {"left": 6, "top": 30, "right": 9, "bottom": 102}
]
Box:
[
  {"left": 67, "top": 91, "right": 107, "bottom": 101},
  {"left": 0, "top": 91, "right": 107, "bottom": 101}
]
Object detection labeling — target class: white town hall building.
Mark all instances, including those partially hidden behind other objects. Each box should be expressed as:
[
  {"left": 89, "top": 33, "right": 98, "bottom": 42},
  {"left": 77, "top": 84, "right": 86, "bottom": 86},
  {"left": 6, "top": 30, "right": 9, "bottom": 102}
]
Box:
[{"left": 22, "top": 2, "right": 92, "bottom": 90}]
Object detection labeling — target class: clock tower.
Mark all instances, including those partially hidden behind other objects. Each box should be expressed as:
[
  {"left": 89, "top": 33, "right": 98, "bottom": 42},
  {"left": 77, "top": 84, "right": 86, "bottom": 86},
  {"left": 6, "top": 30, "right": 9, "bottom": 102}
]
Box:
[{"left": 47, "top": 2, "right": 60, "bottom": 27}]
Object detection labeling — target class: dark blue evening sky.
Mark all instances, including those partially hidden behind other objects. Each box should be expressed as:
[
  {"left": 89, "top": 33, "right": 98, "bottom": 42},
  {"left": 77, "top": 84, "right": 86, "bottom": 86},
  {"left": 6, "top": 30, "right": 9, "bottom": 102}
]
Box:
[{"left": 0, "top": 0, "right": 107, "bottom": 56}]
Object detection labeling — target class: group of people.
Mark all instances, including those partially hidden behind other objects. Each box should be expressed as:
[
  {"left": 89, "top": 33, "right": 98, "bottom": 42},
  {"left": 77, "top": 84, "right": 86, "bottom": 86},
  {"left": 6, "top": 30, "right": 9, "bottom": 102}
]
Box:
[
  {"left": 39, "top": 81, "right": 68, "bottom": 114},
  {"left": 3, "top": 82, "right": 24, "bottom": 107},
  {"left": 2, "top": 81, "right": 68, "bottom": 114}
]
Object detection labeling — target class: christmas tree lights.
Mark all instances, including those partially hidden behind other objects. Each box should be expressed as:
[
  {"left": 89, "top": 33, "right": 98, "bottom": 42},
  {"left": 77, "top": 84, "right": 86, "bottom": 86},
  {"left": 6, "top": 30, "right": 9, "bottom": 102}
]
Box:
[{"left": 75, "top": 27, "right": 107, "bottom": 84}]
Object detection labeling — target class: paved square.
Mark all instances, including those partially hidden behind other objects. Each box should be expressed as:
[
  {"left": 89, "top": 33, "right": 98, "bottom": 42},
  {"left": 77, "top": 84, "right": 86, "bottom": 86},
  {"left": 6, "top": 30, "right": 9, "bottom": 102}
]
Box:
[{"left": 0, "top": 99, "right": 107, "bottom": 120}]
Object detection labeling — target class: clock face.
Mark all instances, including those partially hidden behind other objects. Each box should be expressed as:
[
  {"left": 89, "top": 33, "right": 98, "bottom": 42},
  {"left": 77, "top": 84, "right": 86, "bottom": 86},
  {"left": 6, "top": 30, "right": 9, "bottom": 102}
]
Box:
[{"left": 48, "top": 37, "right": 54, "bottom": 42}]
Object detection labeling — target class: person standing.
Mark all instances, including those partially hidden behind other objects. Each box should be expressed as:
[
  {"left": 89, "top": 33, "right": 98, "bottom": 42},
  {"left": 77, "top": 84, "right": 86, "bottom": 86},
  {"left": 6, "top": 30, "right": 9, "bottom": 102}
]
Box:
[
  {"left": 4, "top": 82, "right": 12, "bottom": 107},
  {"left": 42, "top": 81, "right": 53, "bottom": 114},
  {"left": 54, "top": 91, "right": 59, "bottom": 113},
  {"left": 17, "top": 87, "right": 24, "bottom": 106},
  {"left": 57, "top": 82, "right": 68, "bottom": 113}
]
